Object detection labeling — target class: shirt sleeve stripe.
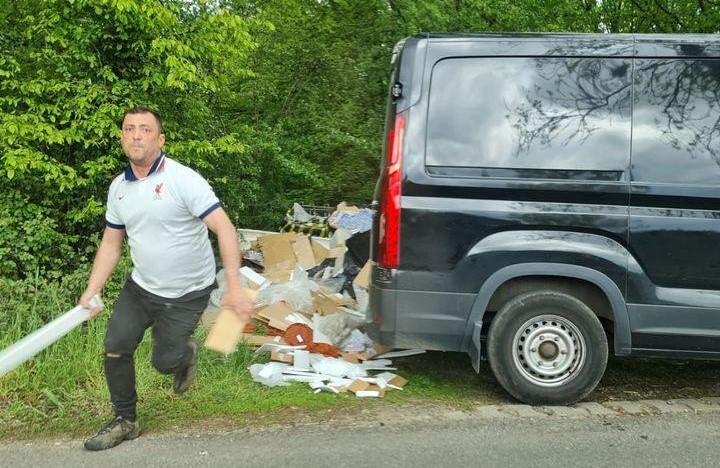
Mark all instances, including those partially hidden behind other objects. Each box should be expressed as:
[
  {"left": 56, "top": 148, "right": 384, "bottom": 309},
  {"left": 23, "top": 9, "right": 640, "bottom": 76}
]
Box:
[
  {"left": 199, "top": 202, "right": 222, "bottom": 219},
  {"left": 106, "top": 221, "right": 126, "bottom": 230}
]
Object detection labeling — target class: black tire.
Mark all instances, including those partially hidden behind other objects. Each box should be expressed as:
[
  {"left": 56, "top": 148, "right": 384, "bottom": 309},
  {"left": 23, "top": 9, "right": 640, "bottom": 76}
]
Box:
[{"left": 487, "top": 290, "right": 608, "bottom": 405}]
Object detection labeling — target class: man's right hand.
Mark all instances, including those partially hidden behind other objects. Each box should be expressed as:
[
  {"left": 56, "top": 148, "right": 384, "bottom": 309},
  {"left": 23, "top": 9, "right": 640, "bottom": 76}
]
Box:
[{"left": 79, "top": 289, "right": 104, "bottom": 320}]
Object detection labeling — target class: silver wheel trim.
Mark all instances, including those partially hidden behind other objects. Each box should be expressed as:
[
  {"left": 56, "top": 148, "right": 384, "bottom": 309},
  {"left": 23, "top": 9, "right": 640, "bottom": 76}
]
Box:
[{"left": 511, "top": 314, "right": 586, "bottom": 388}]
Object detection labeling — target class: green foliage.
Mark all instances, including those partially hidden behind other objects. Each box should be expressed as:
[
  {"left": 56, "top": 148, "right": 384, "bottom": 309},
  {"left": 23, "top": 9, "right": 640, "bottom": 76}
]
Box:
[
  {"left": 0, "top": 0, "right": 260, "bottom": 279},
  {"left": 229, "top": 0, "right": 396, "bottom": 207},
  {"left": 597, "top": 0, "right": 720, "bottom": 33},
  {"left": 1, "top": 0, "right": 719, "bottom": 278}
]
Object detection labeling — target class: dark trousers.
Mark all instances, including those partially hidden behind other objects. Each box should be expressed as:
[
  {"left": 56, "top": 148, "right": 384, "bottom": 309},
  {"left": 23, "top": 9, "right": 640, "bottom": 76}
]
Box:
[{"left": 103, "top": 278, "right": 211, "bottom": 420}]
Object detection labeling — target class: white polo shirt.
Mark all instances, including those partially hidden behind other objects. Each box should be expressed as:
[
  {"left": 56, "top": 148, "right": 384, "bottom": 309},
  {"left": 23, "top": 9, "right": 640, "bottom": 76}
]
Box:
[{"left": 106, "top": 153, "right": 220, "bottom": 298}]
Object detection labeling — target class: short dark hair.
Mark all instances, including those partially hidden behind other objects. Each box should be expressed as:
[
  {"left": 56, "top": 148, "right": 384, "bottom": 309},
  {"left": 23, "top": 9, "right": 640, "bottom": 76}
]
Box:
[{"left": 121, "top": 106, "right": 163, "bottom": 133}]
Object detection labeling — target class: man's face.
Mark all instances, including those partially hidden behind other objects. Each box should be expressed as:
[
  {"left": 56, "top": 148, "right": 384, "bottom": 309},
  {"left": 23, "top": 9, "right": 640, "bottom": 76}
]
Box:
[{"left": 120, "top": 112, "right": 165, "bottom": 167}]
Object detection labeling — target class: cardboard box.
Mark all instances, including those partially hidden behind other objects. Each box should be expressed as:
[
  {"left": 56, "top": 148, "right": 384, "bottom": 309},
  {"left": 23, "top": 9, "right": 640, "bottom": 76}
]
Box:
[
  {"left": 204, "top": 308, "right": 247, "bottom": 353},
  {"left": 347, "top": 379, "right": 385, "bottom": 397}
]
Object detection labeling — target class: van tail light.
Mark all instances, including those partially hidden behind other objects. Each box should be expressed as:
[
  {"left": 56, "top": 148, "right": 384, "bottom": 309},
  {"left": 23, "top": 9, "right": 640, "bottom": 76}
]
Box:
[{"left": 378, "top": 113, "right": 404, "bottom": 269}]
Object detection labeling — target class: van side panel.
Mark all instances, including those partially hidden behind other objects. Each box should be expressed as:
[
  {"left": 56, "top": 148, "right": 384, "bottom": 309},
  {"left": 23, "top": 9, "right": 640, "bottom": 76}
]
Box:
[
  {"left": 369, "top": 34, "right": 720, "bottom": 359},
  {"left": 370, "top": 36, "right": 635, "bottom": 351}
]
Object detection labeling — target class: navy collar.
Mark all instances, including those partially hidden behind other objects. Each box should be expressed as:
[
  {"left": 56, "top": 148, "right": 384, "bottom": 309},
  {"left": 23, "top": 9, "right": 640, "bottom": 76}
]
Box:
[{"left": 124, "top": 152, "right": 165, "bottom": 182}]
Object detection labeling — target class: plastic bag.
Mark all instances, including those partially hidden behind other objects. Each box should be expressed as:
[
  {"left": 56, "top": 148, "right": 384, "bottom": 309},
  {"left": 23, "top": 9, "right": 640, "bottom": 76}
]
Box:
[
  {"left": 311, "top": 356, "right": 367, "bottom": 379},
  {"left": 257, "top": 265, "right": 316, "bottom": 313},
  {"left": 312, "top": 314, "right": 353, "bottom": 347}
]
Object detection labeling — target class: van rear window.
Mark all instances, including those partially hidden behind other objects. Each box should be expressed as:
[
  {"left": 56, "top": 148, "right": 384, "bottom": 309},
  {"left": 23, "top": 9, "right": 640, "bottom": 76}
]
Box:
[{"left": 426, "top": 57, "right": 632, "bottom": 174}]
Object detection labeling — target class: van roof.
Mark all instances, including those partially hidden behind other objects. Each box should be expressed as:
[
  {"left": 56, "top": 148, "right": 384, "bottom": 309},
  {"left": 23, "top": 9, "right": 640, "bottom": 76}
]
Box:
[
  {"left": 418, "top": 32, "right": 720, "bottom": 43},
  {"left": 408, "top": 32, "right": 720, "bottom": 57}
]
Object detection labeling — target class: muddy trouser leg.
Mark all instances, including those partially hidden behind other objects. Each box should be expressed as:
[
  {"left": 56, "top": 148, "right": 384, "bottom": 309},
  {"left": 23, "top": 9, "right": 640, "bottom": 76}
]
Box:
[
  {"left": 103, "top": 281, "right": 153, "bottom": 421},
  {"left": 148, "top": 294, "right": 210, "bottom": 375}
]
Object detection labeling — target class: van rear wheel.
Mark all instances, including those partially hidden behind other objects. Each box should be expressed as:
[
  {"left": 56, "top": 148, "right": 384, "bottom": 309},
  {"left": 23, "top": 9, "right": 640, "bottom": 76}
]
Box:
[{"left": 487, "top": 290, "right": 608, "bottom": 405}]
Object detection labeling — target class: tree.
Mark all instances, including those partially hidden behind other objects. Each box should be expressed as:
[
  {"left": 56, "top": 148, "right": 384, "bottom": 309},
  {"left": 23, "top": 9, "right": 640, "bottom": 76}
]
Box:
[{"left": 0, "top": 0, "right": 258, "bottom": 278}]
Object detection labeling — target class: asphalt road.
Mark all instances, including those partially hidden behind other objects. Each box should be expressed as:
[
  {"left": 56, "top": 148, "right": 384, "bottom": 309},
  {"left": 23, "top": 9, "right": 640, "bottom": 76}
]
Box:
[{"left": 1, "top": 408, "right": 719, "bottom": 468}]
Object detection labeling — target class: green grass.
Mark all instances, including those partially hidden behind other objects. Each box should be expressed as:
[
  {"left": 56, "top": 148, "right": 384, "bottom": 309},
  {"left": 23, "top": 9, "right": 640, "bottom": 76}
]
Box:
[{"left": 2, "top": 271, "right": 720, "bottom": 440}]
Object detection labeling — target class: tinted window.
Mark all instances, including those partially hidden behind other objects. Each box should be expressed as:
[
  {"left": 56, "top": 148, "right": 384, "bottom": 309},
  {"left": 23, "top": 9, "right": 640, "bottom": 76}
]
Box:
[
  {"left": 426, "top": 57, "right": 632, "bottom": 174},
  {"left": 632, "top": 59, "right": 720, "bottom": 185}
]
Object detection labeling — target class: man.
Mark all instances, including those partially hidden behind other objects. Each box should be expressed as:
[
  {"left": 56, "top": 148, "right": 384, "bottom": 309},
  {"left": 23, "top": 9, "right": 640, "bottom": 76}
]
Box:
[{"left": 79, "top": 106, "right": 253, "bottom": 451}]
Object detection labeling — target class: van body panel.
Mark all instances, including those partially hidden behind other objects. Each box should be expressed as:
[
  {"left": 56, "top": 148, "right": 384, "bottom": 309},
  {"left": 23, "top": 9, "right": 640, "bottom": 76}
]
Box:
[{"left": 369, "top": 33, "right": 720, "bottom": 374}]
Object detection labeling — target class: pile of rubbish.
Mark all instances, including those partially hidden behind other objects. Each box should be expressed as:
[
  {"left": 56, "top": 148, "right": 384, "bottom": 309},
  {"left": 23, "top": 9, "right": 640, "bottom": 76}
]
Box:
[{"left": 201, "top": 202, "right": 421, "bottom": 398}]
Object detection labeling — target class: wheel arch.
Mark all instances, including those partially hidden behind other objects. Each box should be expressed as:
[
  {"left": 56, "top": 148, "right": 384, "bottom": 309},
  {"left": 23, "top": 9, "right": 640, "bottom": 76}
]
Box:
[{"left": 465, "top": 263, "right": 630, "bottom": 371}]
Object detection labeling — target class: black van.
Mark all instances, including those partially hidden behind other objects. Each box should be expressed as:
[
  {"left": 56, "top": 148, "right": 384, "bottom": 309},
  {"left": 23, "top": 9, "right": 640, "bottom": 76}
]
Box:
[{"left": 367, "top": 33, "right": 720, "bottom": 405}]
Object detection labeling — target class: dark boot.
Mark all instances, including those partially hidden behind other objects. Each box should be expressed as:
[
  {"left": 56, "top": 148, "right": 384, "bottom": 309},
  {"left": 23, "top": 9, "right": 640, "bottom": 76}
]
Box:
[{"left": 83, "top": 416, "right": 141, "bottom": 451}]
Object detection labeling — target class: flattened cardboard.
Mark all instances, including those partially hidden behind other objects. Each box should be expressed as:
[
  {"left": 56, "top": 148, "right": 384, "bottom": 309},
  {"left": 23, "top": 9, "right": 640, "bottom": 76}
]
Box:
[
  {"left": 257, "top": 233, "right": 296, "bottom": 282},
  {"left": 264, "top": 266, "right": 293, "bottom": 284},
  {"left": 389, "top": 375, "right": 408, "bottom": 388},
  {"left": 270, "top": 351, "right": 294, "bottom": 364},
  {"left": 257, "top": 233, "right": 297, "bottom": 269},
  {"left": 291, "top": 235, "right": 317, "bottom": 270},
  {"left": 359, "top": 344, "right": 395, "bottom": 361},
  {"left": 376, "top": 372, "right": 408, "bottom": 388},
  {"left": 258, "top": 302, "right": 294, "bottom": 329},
  {"left": 268, "top": 318, "right": 291, "bottom": 331},
  {"left": 204, "top": 308, "right": 247, "bottom": 353},
  {"left": 340, "top": 352, "right": 360, "bottom": 364},
  {"left": 239, "top": 334, "right": 287, "bottom": 347},
  {"left": 251, "top": 304, "right": 269, "bottom": 323},
  {"left": 312, "top": 295, "right": 343, "bottom": 316},
  {"left": 353, "top": 261, "right": 371, "bottom": 290},
  {"left": 311, "top": 239, "right": 330, "bottom": 264},
  {"left": 326, "top": 293, "right": 356, "bottom": 307},
  {"left": 347, "top": 379, "right": 370, "bottom": 394}
]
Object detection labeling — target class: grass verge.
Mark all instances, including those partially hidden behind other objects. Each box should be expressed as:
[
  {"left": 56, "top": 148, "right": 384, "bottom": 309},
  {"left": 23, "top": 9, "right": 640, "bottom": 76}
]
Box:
[{"left": 1, "top": 272, "right": 720, "bottom": 441}]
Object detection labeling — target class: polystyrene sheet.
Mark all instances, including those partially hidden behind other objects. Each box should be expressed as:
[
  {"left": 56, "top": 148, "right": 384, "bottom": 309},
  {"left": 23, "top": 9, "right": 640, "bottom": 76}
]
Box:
[{"left": 0, "top": 295, "right": 103, "bottom": 378}]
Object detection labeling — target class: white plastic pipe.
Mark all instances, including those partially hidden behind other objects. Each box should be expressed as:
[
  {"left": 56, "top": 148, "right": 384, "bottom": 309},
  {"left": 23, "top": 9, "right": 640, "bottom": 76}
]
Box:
[{"left": 0, "top": 295, "right": 103, "bottom": 378}]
